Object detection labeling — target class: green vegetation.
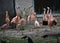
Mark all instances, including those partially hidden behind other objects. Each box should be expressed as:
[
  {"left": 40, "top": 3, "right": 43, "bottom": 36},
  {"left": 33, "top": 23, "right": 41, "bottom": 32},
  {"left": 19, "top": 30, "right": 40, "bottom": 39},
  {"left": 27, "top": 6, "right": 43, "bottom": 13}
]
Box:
[{"left": 0, "top": 37, "right": 58, "bottom": 43}]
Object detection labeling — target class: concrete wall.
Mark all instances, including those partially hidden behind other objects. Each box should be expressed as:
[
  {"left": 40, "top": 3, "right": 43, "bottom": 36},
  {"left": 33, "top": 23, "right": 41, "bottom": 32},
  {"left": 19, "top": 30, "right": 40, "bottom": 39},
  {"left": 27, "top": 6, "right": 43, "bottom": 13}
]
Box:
[
  {"left": 15, "top": 0, "right": 33, "bottom": 10},
  {"left": 15, "top": 0, "right": 34, "bottom": 15}
]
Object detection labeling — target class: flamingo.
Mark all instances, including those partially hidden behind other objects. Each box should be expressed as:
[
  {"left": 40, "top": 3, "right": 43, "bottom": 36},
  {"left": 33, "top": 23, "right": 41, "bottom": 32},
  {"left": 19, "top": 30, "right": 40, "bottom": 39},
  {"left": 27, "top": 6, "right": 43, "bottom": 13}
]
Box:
[
  {"left": 11, "top": 14, "right": 20, "bottom": 24},
  {"left": 43, "top": 8, "right": 48, "bottom": 25},
  {"left": 30, "top": 11, "right": 36, "bottom": 22},
  {"left": 11, "top": 9, "right": 20, "bottom": 31},
  {"left": 16, "top": 16, "right": 26, "bottom": 34},
  {"left": 1, "top": 11, "right": 10, "bottom": 30},
  {"left": 20, "top": 17, "right": 26, "bottom": 26},
  {"left": 5, "top": 11, "right": 10, "bottom": 24},
  {"left": 27, "top": 11, "right": 36, "bottom": 24}
]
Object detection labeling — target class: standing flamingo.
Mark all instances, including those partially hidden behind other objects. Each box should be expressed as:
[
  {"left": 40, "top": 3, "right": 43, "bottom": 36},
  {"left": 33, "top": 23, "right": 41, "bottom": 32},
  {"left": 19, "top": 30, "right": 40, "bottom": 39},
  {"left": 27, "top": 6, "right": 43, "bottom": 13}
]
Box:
[
  {"left": 11, "top": 9, "right": 20, "bottom": 29},
  {"left": 1, "top": 11, "right": 10, "bottom": 30},
  {"left": 5, "top": 11, "right": 10, "bottom": 24},
  {"left": 27, "top": 11, "right": 36, "bottom": 25},
  {"left": 43, "top": 8, "right": 48, "bottom": 25}
]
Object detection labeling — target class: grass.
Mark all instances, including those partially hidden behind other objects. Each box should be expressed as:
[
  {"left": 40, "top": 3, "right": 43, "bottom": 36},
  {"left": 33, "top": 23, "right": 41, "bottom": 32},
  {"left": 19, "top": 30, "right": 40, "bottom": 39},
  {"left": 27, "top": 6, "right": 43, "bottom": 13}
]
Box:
[
  {"left": 9, "top": 39, "right": 28, "bottom": 43},
  {"left": 0, "top": 37, "right": 58, "bottom": 43}
]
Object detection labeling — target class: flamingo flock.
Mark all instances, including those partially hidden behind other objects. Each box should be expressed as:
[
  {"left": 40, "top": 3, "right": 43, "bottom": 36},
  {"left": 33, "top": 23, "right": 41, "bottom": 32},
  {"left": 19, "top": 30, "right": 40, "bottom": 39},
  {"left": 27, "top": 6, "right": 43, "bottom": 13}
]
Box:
[
  {"left": 0, "top": 7, "right": 57, "bottom": 31},
  {"left": 43, "top": 7, "right": 57, "bottom": 29}
]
